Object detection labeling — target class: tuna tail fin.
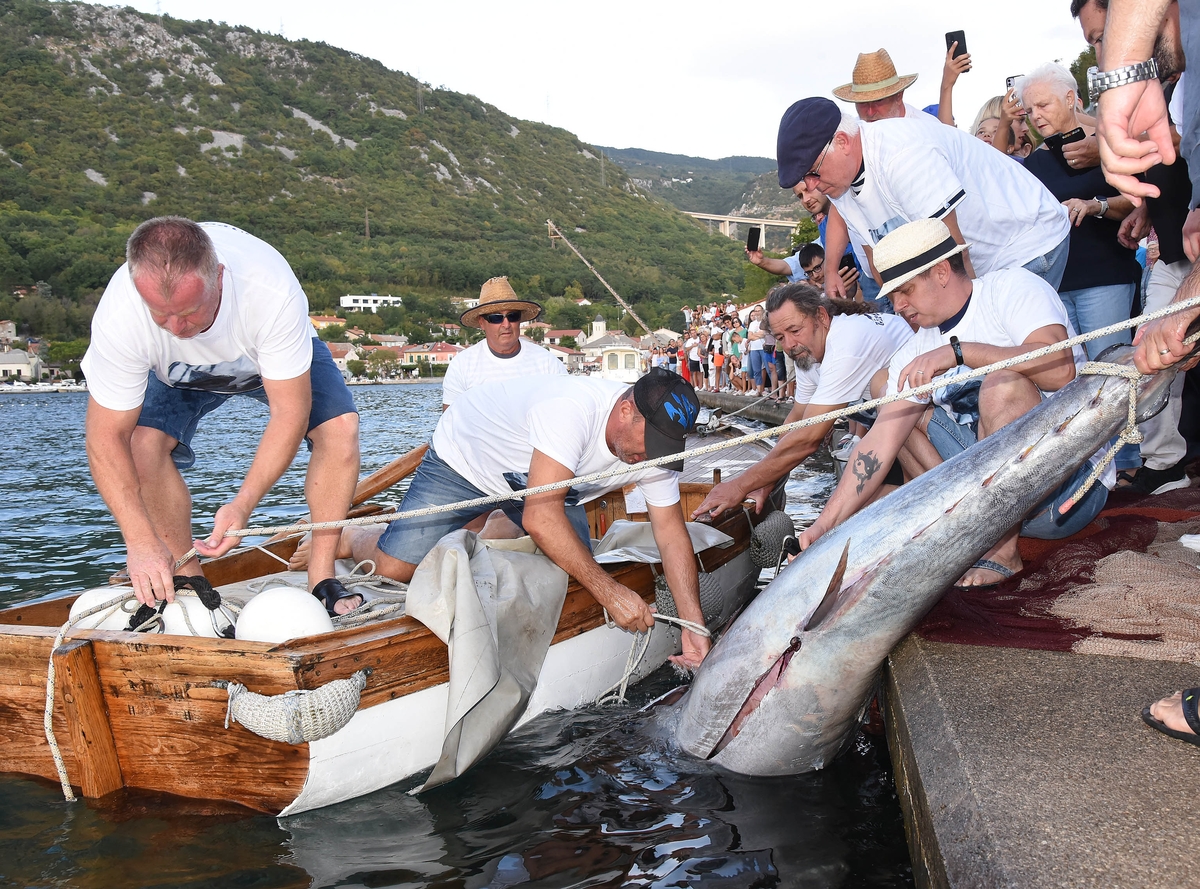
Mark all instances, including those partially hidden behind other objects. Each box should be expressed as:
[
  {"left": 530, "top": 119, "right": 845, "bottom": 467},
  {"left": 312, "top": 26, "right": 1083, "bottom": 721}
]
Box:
[{"left": 804, "top": 540, "right": 851, "bottom": 632}]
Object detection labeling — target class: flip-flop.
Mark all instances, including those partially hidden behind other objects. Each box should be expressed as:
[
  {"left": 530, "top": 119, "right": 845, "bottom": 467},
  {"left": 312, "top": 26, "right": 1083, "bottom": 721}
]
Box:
[
  {"left": 952, "top": 558, "right": 1015, "bottom": 591},
  {"left": 1141, "top": 687, "right": 1200, "bottom": 747},
  {"left": 1115, "top": 469, "right": 1140, "bottom": 489},
  {"left": 312, "top": 578, "right": 363, "bottom": 617}
]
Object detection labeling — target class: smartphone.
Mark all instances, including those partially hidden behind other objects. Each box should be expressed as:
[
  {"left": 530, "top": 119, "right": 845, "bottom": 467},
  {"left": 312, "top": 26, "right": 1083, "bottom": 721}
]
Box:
[
  {"left": 838, "top": 253, "right": 857, "bottom": 273},
  {"left": 1044, "top": 127, "right": 1086, "bottom": 150},
  {"left": 746, "top": 226, "right": 761, "bottom": 253},
  {"left": 945, "top": 30, "right": 967, "bottom": 58},
  {"left": 1046, "top": 126, "right": 1088, "bottom": 174}
]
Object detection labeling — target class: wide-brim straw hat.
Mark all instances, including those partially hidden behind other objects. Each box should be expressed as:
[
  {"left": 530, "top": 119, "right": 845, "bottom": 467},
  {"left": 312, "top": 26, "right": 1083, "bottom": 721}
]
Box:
[
  {"left": 460, "top": 276, "right": 543, "bottom": 328},
  {"left": 832, "top": 49, "right": 918, "bottom": 103},
  {"left": 875, "top": 218, "right": 969, "bottom": 299}
]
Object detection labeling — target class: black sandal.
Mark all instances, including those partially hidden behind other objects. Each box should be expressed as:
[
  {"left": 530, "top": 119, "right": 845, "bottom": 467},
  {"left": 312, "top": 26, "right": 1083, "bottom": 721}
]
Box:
[
  {"left": 312, "top": 578, "right": 363, "bottom": 617},
  {"left": 1142, "top": 687, "right": 1200, "bottom": 747}
]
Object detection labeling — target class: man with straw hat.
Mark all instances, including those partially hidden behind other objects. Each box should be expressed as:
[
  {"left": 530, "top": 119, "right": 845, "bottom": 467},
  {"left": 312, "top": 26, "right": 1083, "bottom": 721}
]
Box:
[
  {"left": 833, "top": 48, "right": 934, "bottom": 123},
  {"left": 798, "top": 218, "right": 1113, "bottom": 588},
  {"left": 443, "top": 276, "right": 565, "bottom": 409}
]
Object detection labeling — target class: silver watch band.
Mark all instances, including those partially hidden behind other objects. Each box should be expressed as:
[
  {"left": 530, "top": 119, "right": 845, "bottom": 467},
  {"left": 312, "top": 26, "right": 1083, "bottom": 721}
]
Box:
[{"left": 1088, "top": 59, "right": 1159, "bottom": 103}]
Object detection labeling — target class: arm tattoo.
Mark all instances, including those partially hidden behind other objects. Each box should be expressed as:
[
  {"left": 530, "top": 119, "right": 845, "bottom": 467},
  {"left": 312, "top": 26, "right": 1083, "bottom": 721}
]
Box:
[{"left": 852, "top": 450, "right": 882, "bottom": 495}]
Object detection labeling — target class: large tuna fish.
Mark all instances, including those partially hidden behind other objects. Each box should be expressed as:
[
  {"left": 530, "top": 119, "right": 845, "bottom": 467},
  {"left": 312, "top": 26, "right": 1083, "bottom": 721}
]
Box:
[{"left": 671, "top": 344, "right": 1189, "bottom": 774}]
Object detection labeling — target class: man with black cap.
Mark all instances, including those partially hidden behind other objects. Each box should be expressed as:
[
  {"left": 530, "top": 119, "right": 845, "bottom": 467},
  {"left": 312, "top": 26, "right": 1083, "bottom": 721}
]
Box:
[
  {"left": 443, "top": 276, "right": 565, "bottom": 409},
  {"left": 328, "top": 368, "right": 712, "bottom": 667},
  {"left": 777, "top": 96, "right": 1071, "bottom": 299}
]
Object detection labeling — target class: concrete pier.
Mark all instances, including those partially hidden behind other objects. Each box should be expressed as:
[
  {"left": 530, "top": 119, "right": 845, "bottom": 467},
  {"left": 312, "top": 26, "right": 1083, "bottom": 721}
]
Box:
[
  {"left": 885, "top": 636, "right": 1200, "bottom": 888},
  {"left": 696, "top": 391, "right": 792, "bottom": 426}
]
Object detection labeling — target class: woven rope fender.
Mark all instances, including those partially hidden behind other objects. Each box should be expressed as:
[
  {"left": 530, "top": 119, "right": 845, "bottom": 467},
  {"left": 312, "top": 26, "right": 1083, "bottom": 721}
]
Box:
[
  {"left": 220, "top": 669, "right": 371, "bottom": 745},
  {"left": 750, "top": 510, "right": 797, "bottom": 568}
]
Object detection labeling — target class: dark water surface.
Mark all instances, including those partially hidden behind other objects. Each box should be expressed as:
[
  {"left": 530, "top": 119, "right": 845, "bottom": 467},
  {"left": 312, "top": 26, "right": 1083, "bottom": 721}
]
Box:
[{"left": 0, "top": 384, "right": 912, "bottom": 888}]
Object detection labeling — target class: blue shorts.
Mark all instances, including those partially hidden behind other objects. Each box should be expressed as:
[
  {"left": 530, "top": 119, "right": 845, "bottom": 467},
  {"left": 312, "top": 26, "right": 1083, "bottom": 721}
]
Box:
[
  {"left": 377, "top": 447, "right": 593, "bottom": 566},
  {"left": 137, "top": 338, "right": 356, "bottom": 470},
  {"left": 925, "top": 404, "right": 1108, "bottom": 540}
]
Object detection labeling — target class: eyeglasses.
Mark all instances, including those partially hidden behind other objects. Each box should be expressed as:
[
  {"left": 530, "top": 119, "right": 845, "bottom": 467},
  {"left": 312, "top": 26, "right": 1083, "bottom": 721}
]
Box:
[
  {"left": 802, "top": 260, "right": 824, "bottom": 276},
  {"left": 481, "top": 310, "right": 523, "bottom": 324},
  {"left": 803, "top": 141, "right": 833, "bottom": 188}
]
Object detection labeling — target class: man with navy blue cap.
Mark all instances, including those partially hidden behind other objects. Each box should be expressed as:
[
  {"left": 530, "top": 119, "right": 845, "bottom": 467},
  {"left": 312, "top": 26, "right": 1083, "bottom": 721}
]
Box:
[
  {"left": 776, "top": 96, "right": 1071, "bottom": 299},
  {"left": 324, "top": 368, "right": 713, "bottom": 667}
]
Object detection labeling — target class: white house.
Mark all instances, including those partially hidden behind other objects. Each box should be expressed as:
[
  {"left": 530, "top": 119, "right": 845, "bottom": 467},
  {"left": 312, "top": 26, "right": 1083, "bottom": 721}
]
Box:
[
  {"left": 0, "top": 347, "right": 41, "bottom": 380},
  {"left": 340, "top": 294, "right": 403, "bottom": 313}
]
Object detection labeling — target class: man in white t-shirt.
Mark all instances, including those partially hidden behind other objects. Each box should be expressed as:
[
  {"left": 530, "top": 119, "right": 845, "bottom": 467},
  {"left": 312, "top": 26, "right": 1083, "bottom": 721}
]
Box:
[
  {"left": 443, "top": 277, "right": 566, "bottom": 409},
  {"left": 693, "top": 282, "right": 913, "bottom": 519},
  {"left": 331, "top": 369, "right": 711, "bottom": 667},
  {"left": 81, "top": 217, "right": 360, "bottom": 611},
  {"left": 799, "top": 219, "right": 1111, "bottom": 589},
  {"left": 776, "top": 97, "right": 1072, "bottom": 298}
]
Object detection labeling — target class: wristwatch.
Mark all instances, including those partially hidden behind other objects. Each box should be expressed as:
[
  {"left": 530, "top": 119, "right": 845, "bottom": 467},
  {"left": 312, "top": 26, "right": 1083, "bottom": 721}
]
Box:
[
  {"left": 1088, "top": 59, "right": 1159, "bottom": 103},
  {"left": 950, "top": 335, "right": 964, "bottom": 367},
  {"left": 1093, "top": 196, "right": 1109, "bottom": 218}
]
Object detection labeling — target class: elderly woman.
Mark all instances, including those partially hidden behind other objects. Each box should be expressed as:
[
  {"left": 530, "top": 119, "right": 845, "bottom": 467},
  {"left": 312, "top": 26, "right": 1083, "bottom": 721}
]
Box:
[{"left": 1018, "top": 62, "right": 1140, "bottom": 359}]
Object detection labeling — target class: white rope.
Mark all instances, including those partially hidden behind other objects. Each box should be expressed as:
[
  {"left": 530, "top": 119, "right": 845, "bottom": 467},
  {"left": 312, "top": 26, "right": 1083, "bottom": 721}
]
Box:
[
  {"left": 186, "top": 294, "right": 1200, "bottom": 547},
  {"left": 597, "top": 612, "right": 711, "bottom": 706}
]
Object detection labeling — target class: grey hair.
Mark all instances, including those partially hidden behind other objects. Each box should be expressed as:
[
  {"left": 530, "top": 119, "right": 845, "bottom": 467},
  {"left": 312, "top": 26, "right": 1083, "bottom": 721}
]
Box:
[
  {"left": 1015, "top": 62, "right": 1078, "bottom": 108},
  {"left": 836, "top": 113, "right": 861, "bottom": 137},
  {"left": 126, "top": 216, "right": 220, "bottom": 293}
]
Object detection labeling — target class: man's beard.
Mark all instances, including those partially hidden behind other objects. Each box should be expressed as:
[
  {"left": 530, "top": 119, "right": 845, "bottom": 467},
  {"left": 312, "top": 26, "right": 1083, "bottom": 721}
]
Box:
[{"left": 789, "top": 348, "right": 814, "bottom": 371}]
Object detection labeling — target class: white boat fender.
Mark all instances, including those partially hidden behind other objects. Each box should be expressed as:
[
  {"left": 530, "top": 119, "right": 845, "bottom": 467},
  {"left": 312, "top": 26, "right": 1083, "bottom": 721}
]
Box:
[
  {"left": 215, "top": 669, "right": 371, "bottom": 745},
  {"left": 234, "top": 585, "right": 335, "bottom": 643},
  {"left": 160, "top": 576, "right": 235, "bottom": 638},
  {"left": 68, "top": 587, "right": 144, "bottom": 631}
]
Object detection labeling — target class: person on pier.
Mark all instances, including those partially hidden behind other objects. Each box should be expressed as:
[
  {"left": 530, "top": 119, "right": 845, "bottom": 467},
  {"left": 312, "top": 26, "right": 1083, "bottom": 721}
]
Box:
[
  {"left": 81, "top": 217, "right": 361, "bottom": 614},
  {"left": 691, "top": 282, "right": 913, "bottom": 520},
  {"left": 798, "top": 218, "right": 1113, "bottom": 588}
]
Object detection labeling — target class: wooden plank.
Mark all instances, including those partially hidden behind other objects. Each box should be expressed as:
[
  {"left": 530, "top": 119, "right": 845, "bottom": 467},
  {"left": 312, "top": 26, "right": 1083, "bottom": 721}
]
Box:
[
  {"left": 352, "top": 443, "right": 429, "bottom": 506},
  {"left": 0, "top": 630, "right": 77, "bottom": 782},
  {"left": 0, "top": 597, "right": 74, "bottom": 627},
  {"left": 52, "top": 639, "right": 124, "bottom": 798}
]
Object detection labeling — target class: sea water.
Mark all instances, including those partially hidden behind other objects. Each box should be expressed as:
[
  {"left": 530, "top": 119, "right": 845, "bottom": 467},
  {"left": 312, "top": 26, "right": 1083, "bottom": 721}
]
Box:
[{"left": 0, "top": 383, "right": 912, "bottom": 888}]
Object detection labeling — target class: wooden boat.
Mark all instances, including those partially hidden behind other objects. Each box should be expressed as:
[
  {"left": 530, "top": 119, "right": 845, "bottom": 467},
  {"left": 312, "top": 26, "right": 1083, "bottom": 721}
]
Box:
[{"left": 0, "top": 430, "right": 788, "bottom": 815}]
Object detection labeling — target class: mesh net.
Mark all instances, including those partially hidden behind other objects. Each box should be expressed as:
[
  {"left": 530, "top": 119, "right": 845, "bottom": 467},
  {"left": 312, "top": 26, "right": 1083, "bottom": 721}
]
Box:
[{"left": 913, "top": 486, "right": 1200, "bottom": 664}]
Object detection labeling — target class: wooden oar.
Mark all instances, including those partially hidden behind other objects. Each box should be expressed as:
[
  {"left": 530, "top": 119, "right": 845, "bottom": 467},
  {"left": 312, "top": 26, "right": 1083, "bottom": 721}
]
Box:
[{"left": 351, "top": 442, "right": 429, "bottom": 506}]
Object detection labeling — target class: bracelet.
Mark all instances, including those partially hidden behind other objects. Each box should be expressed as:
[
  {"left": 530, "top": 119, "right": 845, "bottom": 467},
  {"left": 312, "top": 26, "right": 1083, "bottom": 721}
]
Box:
[
  {"left": 950, "top": 335, "right": 964, "bottom": 367},
  {"left": 1088, "top": 59, "right": 1159, "bottom": 103}
]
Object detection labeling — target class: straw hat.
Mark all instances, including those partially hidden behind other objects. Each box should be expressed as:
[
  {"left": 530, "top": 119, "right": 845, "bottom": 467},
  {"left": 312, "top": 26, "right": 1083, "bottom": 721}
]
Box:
[
  {"left": 874, "top": 219, "right": 969, "bottom": 299},
  {"left": 832, "top": 49, "right": 918, "bottom": 103},
  {"left": 460, "top": 277, "right": 543, "bottom": 328}
]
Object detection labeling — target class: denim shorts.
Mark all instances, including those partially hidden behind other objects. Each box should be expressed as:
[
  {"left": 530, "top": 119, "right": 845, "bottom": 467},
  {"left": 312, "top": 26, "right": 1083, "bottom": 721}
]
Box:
[
  {"left": 925, "top": 403, "right": 1108, "bottom": 539},
  {"left": 377, "top": 447, "right": 593, "bottom": 566},
  {"left": 137, "top": 338, "right": 356, "bottom": 470}
]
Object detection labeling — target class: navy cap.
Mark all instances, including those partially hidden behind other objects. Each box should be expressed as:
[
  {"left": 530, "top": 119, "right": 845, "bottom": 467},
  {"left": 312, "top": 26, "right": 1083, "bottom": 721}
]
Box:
[
  {"left": 777, "top": 97, "right": 842, "bottom": 189},
  {"left": 633, "top": 367, "right": 699, "bottom": 473}
]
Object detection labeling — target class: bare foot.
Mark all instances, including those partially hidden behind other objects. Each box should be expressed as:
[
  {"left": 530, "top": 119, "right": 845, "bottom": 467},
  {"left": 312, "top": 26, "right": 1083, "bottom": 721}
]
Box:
[
  {"left": 289, "top": 533, "right": 312, "bottom": 571},
  {"left": 332, "top": 593, "right": 364, "bottom": 615},
  {"left": 479, "top": 509, "right": 523, "bottom": 540},
  {"left": 1150, "top": 691, "right": 1195, "bottom": 736}
]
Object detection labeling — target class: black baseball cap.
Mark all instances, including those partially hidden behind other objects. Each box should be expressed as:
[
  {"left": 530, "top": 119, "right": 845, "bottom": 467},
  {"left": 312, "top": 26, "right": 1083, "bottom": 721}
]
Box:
[
  {"left": 777, "top": 97, "right": 843, "bottom": 189},
  {"left": 633, "top": 367, "right": 700, "bottom": 472}
]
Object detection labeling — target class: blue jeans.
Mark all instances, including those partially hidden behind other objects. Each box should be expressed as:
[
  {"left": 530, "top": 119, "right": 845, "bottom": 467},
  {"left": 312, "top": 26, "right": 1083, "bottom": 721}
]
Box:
[
  {"left": 1022, "top": 236, "right": 1070, "bottom": 291},
  {"left": 137, "top": 338, "right": 356, "bottom": 469},
  {"left": 1056, "top": 282, "right": 1136, "bottom": 360},
  {"left": 925, "top": 403, "right": 1108, "bottom": 539},
  {"left": 377, "top": 447, "right": 592, "bottom": 566},
  {"left": 746, "top": 349, "right": 766, "bottom": 383}
]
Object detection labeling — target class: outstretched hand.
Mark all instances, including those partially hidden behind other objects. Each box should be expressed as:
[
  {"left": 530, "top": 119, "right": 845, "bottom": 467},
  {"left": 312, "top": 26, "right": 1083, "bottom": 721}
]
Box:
[
  {"left": 670, "top": 630, "right": 711, "bottom": 670},
  {"left": 193, "top": 500, "right": 251, "bottom": 559},
  {"left": 942, "top": 44, "right": 971, "bottom": 86}
]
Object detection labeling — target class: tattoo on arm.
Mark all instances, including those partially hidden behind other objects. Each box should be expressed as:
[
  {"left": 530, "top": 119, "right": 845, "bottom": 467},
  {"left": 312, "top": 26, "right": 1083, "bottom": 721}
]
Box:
[{"left": 852, "top": 450, "right": 882, "bottom": 495}]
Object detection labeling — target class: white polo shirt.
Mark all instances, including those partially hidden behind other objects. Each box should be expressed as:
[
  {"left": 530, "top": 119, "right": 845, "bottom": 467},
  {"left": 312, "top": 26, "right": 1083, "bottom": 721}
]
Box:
[{"left": 831, "top": 118, "right": 1070, "bottom": 275}]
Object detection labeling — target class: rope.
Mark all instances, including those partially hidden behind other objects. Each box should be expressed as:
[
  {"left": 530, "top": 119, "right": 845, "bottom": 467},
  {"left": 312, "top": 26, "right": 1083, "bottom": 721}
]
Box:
[
  {"left": 597, "top": 612, "right": 711, "bottom": 706},
  {"left": 181, "top": 294, "right": 1200, "bottom": 548}
]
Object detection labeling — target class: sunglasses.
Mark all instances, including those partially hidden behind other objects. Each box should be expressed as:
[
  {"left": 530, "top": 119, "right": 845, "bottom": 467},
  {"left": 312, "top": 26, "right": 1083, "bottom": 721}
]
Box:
[
  {"left": 803, "top": 141, "right": 832, "bottom": 188},
  {"left": 481, "top": 310, "right": 523, "bottom": 324}
]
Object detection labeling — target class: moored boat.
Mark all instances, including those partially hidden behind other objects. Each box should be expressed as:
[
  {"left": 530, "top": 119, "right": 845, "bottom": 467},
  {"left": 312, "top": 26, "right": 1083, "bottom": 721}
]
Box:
[{"left": 0, "top": 429, "right": 788, "bottom": 815}]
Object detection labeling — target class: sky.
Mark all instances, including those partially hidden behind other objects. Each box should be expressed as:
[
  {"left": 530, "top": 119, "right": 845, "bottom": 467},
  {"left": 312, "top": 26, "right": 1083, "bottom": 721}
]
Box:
[{"left": 110, "top": 0, "right": 1090, "bottom": 161}]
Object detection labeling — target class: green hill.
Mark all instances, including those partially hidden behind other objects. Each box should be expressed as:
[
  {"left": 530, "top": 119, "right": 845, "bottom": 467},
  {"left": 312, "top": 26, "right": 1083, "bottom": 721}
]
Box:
[
  {"left": 0, "top": 0, "right": 752, "bottom": 343},
  {"left": 595, "top": 146, "right": 779, "bottom": 216}
]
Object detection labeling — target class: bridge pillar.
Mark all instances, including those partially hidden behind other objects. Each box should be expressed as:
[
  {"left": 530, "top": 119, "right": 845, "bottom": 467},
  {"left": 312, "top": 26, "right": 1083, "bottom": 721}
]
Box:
[{"left": 720, "top": 219, "right": 729, "bottom": 237}]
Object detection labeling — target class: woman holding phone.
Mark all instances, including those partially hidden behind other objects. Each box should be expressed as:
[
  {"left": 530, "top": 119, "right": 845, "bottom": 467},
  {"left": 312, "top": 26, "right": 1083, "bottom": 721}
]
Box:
[{"left": 1018, "top": 62, "right": 1140, "bottom": 360}]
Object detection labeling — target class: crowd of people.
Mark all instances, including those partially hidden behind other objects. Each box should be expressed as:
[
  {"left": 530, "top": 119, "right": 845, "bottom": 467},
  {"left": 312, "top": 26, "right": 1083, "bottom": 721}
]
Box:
[{"left": 75, "top": 0, "right": 1200, "bottom": 744}]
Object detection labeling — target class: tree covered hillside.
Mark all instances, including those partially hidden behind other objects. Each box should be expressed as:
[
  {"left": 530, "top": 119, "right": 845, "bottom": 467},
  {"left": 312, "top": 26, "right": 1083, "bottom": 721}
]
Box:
[{"left": 0, "top": 0, "right": 749, "bottom": 341}]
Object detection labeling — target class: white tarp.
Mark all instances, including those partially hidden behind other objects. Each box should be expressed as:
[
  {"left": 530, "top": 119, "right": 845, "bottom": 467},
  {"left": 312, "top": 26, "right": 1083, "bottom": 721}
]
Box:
[{"left": 592, "top": 519, "right": 734, "bottom": 564}]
